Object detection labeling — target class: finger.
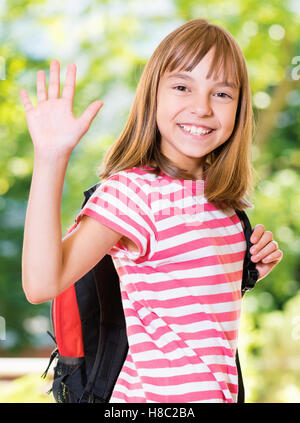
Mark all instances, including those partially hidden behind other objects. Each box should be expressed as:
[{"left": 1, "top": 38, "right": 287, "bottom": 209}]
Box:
[
  {"left": 20, "top": 89, "right": 34, "bottom": 112},
  {"left": 77, "top": 100, "right": 103, "bottom": 134},
  {"left": 62, "top": 63, "right": 76, "bottom": 105},
  {"left": 261, "top": 249, "right": 283, "bottom": 264},
  {"left": 36, "top": 70, "right": 47, "bottom": 103},
  {"left": 250, "top": 230, "right": 273, "bottom": 255},
  {"left": 250, "top": 224, "right": 266, "bottom": 244},
  {"left": 251, "top": 239, "right": 278, "bottom": 262},
  {"left": 48, "top": 60, "right": 60, "bottom": 99}
]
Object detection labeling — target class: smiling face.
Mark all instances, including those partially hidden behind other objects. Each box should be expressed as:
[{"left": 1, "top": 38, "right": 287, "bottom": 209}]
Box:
[{"left": 156, "top": 47, "right": 240, "bottom": 179}]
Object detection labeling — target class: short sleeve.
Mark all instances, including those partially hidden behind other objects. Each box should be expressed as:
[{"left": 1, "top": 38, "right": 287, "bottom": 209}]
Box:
[{"left": 75, "top": 172, "right": 157, "bottom": 261}]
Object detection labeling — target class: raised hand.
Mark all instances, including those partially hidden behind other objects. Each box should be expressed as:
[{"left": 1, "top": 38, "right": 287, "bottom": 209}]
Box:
[{"left": 20, "top": 60, "right": 103, "bottom": 159}]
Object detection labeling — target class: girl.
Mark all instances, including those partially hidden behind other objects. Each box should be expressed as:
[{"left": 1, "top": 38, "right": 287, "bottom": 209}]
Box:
[{"left": 21, "top": 18, "right": 283, "bottom": 403}]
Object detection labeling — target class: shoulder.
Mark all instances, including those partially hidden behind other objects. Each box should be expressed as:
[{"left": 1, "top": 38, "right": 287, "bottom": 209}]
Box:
[
  {"left": 97, "top": 168, "right": 155, "bottom": 212},
  {"left": 102, "top": 167, "right": 151, "bottom": 185},
  {"left": 101, "top": 167, "right": 159, "bottom": 195}
]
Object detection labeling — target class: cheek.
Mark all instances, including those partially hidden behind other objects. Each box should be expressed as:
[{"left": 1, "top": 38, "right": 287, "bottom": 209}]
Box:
[
  {"left": 219, "top": 105, "right": 238, "bottom": 133},
  {"left": 156, "top": 105, "right": 164, "bottom": 131},
  {"left": 156, "top": 98, "right": 171, "bottom": 129}
]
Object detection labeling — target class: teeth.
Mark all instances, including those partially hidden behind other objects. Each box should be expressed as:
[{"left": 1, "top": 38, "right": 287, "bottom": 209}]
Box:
[{"left": 179, "top": 124, "right": 212, "bottom": 135}]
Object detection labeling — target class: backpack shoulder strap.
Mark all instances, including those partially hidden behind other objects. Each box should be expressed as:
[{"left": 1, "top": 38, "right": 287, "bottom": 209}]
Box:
[
  {"left": 235, "top": 209, "right": 259, "bottom": 294},
  {"left": 81, "top": 182, "right": 101, "bottom": 208},
  {"left": 235, "top": 208, "right": 259, "bottom": 403}
]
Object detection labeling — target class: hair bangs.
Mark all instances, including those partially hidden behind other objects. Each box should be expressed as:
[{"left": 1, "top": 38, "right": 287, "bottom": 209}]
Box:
[
  {"left": 162, "top": 30, "right": 241, "bottom": 90},
  {"left": 205, "top": 38, "right": 240, "bottom": 89}
]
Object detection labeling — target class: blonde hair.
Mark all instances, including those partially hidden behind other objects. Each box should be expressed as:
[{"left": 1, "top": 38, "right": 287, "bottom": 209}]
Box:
[{"left": 98, "top": 18, "right": 255, "bottom": 210}]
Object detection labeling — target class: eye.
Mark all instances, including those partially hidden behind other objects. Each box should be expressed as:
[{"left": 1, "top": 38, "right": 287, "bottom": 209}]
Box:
[
  {"left": 215, "top": 92, "right": 232, "bottom": 99},
  {"left": 173, "top": 85, "right": 189, "bottom": 92}
]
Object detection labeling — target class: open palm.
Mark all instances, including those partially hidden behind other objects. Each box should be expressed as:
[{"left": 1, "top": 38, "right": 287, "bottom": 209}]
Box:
[{"left": 20, "top": 60, "right": 103, "bottom": 158}]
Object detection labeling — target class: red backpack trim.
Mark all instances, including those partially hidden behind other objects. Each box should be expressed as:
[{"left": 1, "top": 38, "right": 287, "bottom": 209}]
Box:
[
  {"left": 52, "top": 285, "right": 84, "bottom": 357},
  {"left": 52, "top": 222, "right": 84, "bottom": 357}
]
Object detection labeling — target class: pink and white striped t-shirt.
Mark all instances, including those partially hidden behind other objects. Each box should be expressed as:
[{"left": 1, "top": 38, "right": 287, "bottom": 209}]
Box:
[{"left": 75, "top": 165, "right": 246, "bottom": 403}]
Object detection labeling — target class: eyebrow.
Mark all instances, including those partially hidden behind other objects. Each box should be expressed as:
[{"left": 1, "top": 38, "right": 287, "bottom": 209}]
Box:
[{"left": 167, "top": 73, "right": 238, "bottom": 89}]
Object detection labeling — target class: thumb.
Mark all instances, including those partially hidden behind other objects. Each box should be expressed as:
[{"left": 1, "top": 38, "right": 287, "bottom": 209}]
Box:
[{"left": 77, "top": 100, "right": 103, "bottom": 134}]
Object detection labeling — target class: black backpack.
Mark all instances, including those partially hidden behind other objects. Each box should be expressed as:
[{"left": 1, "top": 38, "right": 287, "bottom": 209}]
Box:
[{"left": 42, "top": 182, "right": 259, "bottom": 403}]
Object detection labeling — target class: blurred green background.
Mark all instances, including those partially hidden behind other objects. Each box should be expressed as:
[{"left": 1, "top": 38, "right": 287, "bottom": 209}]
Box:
[{"left": 0, "top": 0, "right": 300, "bottom": 403}]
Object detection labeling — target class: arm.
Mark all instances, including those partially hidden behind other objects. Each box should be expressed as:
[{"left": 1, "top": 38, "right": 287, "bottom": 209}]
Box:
[
  {"left": 22, "top": 154, "right": 68, "bottom": 303},
  {"left": 22, "top": 154, "right": 123, "bottom": 304}
]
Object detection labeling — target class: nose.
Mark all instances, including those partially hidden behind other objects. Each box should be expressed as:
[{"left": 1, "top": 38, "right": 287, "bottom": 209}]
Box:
[{"left": 190, "top": 94, "right": 213, "bottom": 116}]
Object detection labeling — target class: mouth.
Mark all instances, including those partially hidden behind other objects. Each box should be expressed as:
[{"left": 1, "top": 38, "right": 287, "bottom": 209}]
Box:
[{"left": 177, "top": 124, "right": 216, "bottom": 139}]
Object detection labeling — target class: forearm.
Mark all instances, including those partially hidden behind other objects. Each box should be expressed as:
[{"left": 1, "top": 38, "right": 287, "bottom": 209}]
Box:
[{"left": 22, "top": 153, "right": 70, "bottom": 303}]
